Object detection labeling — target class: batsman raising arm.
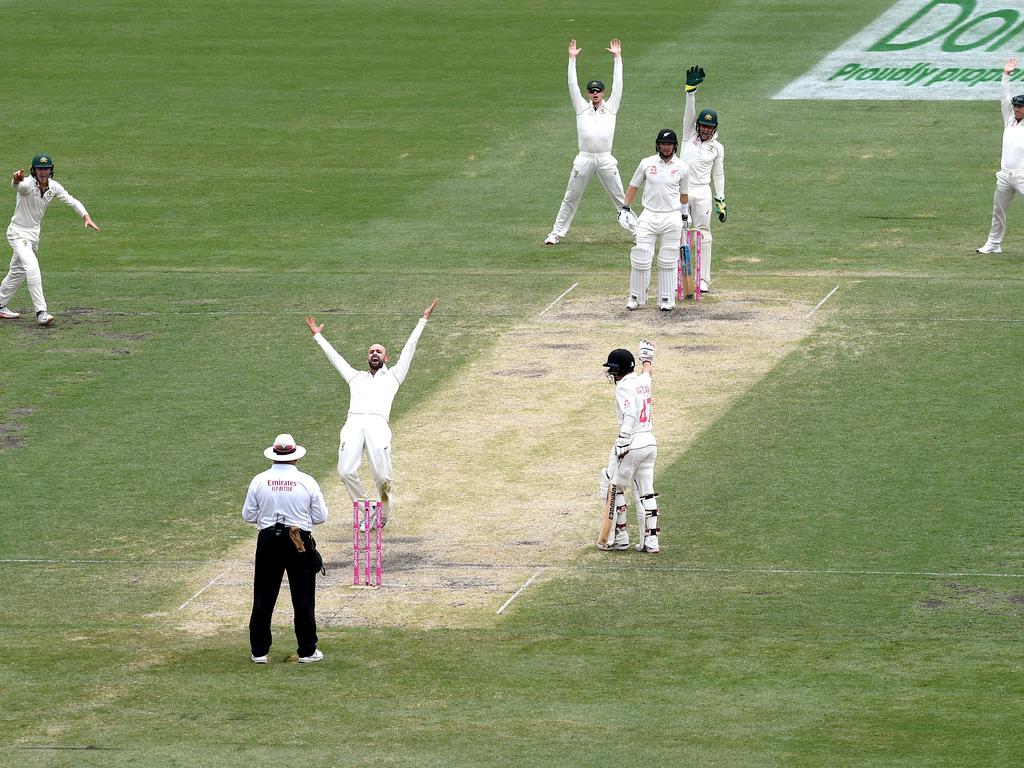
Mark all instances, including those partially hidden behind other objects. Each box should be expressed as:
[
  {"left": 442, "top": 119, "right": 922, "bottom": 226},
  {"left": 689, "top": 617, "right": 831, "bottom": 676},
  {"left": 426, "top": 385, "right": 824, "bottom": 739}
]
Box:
[
  {"left": 598, "top": 339, "right": 660, "bottom": 553},
  {"left": 305, "top": 299, "right": 438, "bottom": 524}
]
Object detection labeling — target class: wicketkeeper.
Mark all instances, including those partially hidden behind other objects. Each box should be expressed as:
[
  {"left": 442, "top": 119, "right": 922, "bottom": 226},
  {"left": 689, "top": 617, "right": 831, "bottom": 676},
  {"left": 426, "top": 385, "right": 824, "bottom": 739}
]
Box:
[
  {"left": 680, "top": 65, "right": 726, "bottom": 293},
  {"left": 598, "top": 339, "right": 660, "bottom": 553},
  {"left": 306, "top": 299, "right": 438, "bottom": 524}
]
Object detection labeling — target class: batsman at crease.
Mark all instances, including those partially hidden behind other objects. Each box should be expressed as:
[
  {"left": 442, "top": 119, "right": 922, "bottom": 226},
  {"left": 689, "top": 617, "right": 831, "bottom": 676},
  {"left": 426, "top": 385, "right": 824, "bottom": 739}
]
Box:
[{"left": 598, "top": 338, "right": 660, "bottom": 553}]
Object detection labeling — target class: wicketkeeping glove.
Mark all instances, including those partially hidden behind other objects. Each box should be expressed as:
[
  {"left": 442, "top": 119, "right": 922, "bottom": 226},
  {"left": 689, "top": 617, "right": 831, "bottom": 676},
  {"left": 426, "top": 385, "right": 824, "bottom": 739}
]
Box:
[
  {"left": 685, "top": 65, "right": 705, "bottom": 92},
  {"left": 714, "top": 197, "right": 727, "bottom": 223},
  {"left": 638, "top": 338, "right": 654, "bottom": 363}
]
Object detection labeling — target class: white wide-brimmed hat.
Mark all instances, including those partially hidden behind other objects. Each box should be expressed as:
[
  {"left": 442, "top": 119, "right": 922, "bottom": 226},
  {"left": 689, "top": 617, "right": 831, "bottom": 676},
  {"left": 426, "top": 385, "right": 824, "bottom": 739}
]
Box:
[{"left": 264, "top": 433, "right": 306, "bottom": 461}]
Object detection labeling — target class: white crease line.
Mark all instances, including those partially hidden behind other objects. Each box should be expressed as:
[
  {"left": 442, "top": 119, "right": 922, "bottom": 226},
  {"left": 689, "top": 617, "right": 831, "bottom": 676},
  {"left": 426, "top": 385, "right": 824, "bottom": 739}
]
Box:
[
  {"left": 177, "top": 571, "right": 227, "bottom": 611},
  {"left": 497, "top": 567, "right": 545, "bottom": 615},
  {"left": 538, "top": 282, "right": 579, "bottom": 317},
  {"left": 807, "top": 285, "right": 840, "bottom": 317}
]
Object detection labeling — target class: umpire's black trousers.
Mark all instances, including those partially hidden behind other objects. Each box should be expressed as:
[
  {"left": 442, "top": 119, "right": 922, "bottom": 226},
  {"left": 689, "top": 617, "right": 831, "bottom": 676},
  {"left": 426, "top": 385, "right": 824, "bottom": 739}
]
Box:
[{"left": 249, "top": 524, "right": 318, "bottom": 658}]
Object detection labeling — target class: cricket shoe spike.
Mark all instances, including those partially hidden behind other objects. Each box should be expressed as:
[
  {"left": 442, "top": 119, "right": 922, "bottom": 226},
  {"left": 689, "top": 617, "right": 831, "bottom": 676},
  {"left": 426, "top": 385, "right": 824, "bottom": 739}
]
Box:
[
  {"left": 976, "top": 242, "right": 1002, "bottom": 254},
  {"left": 0, "top": 305, "right": 20, "bottom": 319}
]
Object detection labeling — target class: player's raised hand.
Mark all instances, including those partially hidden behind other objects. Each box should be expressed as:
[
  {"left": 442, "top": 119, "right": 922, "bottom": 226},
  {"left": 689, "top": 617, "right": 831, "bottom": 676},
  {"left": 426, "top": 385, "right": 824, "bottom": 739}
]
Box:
[
  {"left": 305, "top": 316, "right": 324, "bottom": 335},
  {"left": 568, "top": 39, "right": 580, "bottom": 58},
  {"left": 12, "top": 169, "right": 24, "bottom": 184},
  {"left": 423, "top": 298, "right": 438, "bottom": 319},
  {"left": 1006, "top": 58, "right": 1018, "bottom": 75},
  {"left": 607, "top": 39, "right": 621, "bottom": 56}
]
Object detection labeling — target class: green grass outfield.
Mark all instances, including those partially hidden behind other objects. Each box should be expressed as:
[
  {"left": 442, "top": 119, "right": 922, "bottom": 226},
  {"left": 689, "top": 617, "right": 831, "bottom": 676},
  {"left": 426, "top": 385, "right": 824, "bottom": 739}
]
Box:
[{"left": 1, "top": 0, "right": 1022, "bottom": 766}]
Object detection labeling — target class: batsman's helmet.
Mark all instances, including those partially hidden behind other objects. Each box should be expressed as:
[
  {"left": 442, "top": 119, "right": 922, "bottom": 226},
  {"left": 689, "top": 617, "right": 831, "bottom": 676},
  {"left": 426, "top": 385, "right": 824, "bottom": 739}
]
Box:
[
  {"left": 655, "top": 128, "right": 678, "bottom": 151},
  {"left": 603, "top": 348, "right": 635, "bottom": 377},
  {"left": 30, "top": 153, "right": 54, "bottom": 178},
  {"left": 696, "top": 109, "right": 719, "bottom": 129},
  {"left": 1013, "top": 95, "right": 1024, "bottom": 107}
]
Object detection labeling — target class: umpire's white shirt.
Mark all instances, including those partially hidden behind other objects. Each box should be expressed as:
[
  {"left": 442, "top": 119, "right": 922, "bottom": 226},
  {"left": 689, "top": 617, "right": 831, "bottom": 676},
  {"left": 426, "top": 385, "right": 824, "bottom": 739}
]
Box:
[
  {"left": 569, "top": 56, "right": 622, "bottom": 153},
  {"left": 312, "top": 317, "right": 427, "bottom": 421},
  {"left": 8, "top": 178, "right": 88, "bottom": 243},
  {"left": 629, "top": 154, "right": 689, "bottom": 212},
  {"left": 243, "top": 463, "right": 328, "bottom": 531},
  {"left": 1000, "top": 72, "right": 1024, "bottom": 170}
]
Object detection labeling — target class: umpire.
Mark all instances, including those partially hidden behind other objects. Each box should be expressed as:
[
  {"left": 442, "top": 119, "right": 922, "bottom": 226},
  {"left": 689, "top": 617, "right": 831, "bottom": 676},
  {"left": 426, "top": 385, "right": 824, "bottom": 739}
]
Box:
[{"left": 243, "top": 434, "right": 328, "bottom": 664}]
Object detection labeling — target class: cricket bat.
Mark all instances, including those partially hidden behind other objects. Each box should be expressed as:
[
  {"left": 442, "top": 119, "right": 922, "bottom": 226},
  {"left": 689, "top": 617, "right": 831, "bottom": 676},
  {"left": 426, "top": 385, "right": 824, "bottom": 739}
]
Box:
[
  {"left": 680, "top": 234, "right": 695, "bottom": 299},
  {"left": 597, "top": 482, "right": 616, "bottom": 546}
]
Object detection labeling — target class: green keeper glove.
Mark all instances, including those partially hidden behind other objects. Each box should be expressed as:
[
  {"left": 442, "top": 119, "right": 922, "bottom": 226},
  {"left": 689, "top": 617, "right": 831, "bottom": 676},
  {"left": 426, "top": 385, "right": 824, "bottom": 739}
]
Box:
[
  {"left": 685, "top": 65, "right": 705, "bottom": 92},
  {"left": 714, "top": 197, "right": 727, "bottom": 223}
]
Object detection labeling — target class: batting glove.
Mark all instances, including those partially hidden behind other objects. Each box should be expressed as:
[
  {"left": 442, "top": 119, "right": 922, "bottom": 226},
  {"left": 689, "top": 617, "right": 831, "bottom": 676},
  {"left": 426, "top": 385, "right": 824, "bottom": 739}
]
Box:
[
  {"left": 615, "top": 434, "right": 631, "bottom": 458},
  {"left": 714, "top": 197, "right": 727, "bottom": 223},
  {"left": 638, "top": 338, "right": 654, "bottom": 363},
  {"left": 685, "top": 65, "right": 705, "bottom": 92}
]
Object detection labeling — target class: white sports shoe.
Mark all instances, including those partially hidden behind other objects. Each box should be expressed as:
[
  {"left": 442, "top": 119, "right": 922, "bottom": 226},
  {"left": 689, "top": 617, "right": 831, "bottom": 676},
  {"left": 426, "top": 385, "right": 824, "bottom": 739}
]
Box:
[
  {"left": 659, "top": 301, "right": 674, "bottom": 312},
  {"left": 626, "top": 296, "right": 640, "bottom": 310},
  {"left": 699, "top": 280, "right": 709, "bottom": 292},
  {"left": 0, "top": 305, "right": 19, "bottom": 319},
  {"left": 251, "top": 654, "right": 268, "bottom": 664},
  {"left": 298, "top": 648, "right": 324, "bottom": 663},
  {"left": 635, "top": 534, "right": 660, "bottom": 553},
  {"left": 976, "top": 242, "right": 1002, "bottom": 254},
  {"left": 544, "top": 232, "right": 561, "bottom": 245},
  {"left": 36, "top": 311, "right": 54, "bottom": 326}
]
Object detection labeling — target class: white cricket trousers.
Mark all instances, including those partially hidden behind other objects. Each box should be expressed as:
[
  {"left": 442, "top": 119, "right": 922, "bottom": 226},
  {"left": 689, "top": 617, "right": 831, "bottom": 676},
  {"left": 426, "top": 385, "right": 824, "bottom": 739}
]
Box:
[
  {"left": 614, "top": 444, "right": 657, "bottom": 498},
  {"left": 551, "top": 151, "right": 626, "bottom": 237},
  {"left": 337, "top": 414, "right": 393, "bottom": 517},
  {"left": 686, "top": 183, "right": 714, "bottom": 286},
  {"left": 0, "top": 231, "right": 47, "bottom": 312},
  {"left": 983, "top": 168, "right": 1024, "bottom": 245}
]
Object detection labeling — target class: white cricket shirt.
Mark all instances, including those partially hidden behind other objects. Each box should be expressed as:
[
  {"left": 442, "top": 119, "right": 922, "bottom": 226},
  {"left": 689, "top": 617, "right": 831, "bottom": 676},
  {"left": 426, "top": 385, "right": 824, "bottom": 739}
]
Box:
[
  {"left": 681, "top": 91, "right": 726, "bottom": 194},
  {"left": 569, "top": 56, "right": 622, "bottom": 153},
  {"left": 1000, "top": 73, "right": 1024, "bottom": 171},
  {"left": 242, "top": 463, "right": 328, "bottom": 531},
  {"left": 8, "top": 177, "right": 88, "bottom": 242},
  {"left": 313, "top": 317, "right": 427, "bottom": 421},
  {"left": 614, "top": 370, "right": 656, "bottom": 450},
  {"left": 629, "top": 154, "right": 689, "bottom": 212}
]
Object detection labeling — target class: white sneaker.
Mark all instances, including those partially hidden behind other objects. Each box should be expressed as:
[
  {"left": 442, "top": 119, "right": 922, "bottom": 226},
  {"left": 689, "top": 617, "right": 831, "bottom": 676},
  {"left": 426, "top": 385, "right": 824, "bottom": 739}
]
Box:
[
  {"left": 298, "top": 648, "right": 324, "bottom": 663},
  {"left": 251, "top": 654, "right": 268, "bottom": 664},
  {"left": 635, "top": 534, "right": 660, "bottom": 553},
  {"left": 0, "top": 305, "right": 19, "bottom": 319},
  {"left": 626, "top": 296, "right": 640, "bottom": 310},
  {"left": 698, "top": 280, "right": 709, "bottom": 293},
  {"left": 976, "top": 242, "right": 1001, "bottom": 254},
  {"left": 544, "top": 233, "right": 561, "bottom": 245},
  {"left": 659, "top": 302, "right": 674, "bottom": 312},
  {"left": 36, "top": 311, "right": 54, "bottom": 326}
]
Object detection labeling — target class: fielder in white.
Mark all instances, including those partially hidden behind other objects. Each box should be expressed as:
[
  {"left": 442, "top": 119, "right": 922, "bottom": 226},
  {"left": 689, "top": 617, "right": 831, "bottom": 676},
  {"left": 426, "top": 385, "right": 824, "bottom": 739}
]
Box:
[
  {"left": 0, "top": 154, "right": 101, "bottom": 326},
  {"left": 681, "top": 65, "right": 726, "bottom": 292},
  {"left": 305, "top": 299, "right": 437, "bottom": 524},
  {"left": 977, "top": 58, "right": 1024, "bottom": 255},
  {"left": 545, "top": 38, "right": 630, "bottom": 245},
  {"left": 623, "top": 129, "right": 689, "bottom": 311},
  {"left": 598, "top": 340, "right": 660, "bottom": 553}
]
